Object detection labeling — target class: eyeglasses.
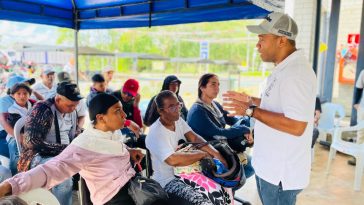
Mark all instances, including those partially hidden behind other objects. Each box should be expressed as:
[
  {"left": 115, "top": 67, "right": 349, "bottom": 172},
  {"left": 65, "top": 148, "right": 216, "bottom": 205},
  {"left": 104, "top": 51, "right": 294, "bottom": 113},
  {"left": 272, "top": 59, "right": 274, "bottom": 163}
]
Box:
[{"left": 160, "top": 102, "right": 183, "bottom": 113}]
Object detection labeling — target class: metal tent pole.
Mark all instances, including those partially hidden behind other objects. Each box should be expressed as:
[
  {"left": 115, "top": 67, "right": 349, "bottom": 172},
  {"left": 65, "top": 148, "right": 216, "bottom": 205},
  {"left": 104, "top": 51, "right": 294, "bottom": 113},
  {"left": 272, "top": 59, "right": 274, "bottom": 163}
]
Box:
[
  {"left": 312, "top": 0, "right": 321, "bottom": 74},
  {"left": 321, "top": 0, "right": 340, "bottom": 102},
  {"left": 74, "top": 30, "right": 79, "bottom": 84},
  {"left": 71, "top": 0, "right": 79, "bottom": 84}
]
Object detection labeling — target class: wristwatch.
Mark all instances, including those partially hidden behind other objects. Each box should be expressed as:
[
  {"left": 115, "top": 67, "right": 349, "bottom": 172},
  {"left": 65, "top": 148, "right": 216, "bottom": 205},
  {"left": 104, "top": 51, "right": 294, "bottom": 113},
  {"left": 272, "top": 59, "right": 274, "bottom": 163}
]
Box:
[{"left": 245, "top": 105, "right": 257, "bottom": 117}]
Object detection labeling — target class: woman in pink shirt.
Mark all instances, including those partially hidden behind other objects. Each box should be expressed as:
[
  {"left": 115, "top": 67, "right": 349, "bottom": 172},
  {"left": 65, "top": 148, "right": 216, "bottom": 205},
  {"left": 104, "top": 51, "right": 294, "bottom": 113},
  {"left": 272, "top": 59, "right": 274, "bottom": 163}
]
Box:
[{"left": 0, "top": 93, "right": 145, "bottom": 205}]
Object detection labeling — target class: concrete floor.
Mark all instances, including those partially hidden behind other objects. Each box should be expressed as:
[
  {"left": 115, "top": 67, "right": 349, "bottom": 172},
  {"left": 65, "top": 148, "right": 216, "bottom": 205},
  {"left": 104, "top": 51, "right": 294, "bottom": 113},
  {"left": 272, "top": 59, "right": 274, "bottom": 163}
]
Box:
[{"left": 235, "top": 145, "right": 364, "bottom": 205}]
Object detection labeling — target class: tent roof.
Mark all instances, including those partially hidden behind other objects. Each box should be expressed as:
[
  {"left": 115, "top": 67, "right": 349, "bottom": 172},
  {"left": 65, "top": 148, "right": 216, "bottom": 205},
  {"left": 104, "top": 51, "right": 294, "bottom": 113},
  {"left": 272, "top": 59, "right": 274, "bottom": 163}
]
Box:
[{"left": 0, "top": 0, "right": 281, "bottom": 30}]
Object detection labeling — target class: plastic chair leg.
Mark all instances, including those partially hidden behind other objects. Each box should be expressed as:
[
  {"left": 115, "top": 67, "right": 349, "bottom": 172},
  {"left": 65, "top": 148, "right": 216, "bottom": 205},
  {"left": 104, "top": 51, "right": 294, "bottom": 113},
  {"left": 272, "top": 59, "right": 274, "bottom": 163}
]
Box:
[
  {"left": 234, "top": 196, "right": 251, "bottom": 205},
  {"left": 326, "top": 148, "right": 336, "bottom": 175},
  {"left": 354, "top": 156, "right": 364, "bottom": 191}
]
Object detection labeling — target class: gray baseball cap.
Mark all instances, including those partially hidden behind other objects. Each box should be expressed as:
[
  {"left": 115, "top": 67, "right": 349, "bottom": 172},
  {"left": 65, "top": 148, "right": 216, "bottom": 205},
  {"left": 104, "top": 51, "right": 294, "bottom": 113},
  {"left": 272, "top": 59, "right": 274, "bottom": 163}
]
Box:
[
  {"left": 41, "top": 65, "right": 55, "bottom": 75},
  {"left": 247, "top": 12, "right": 298, "bottom": 40}
]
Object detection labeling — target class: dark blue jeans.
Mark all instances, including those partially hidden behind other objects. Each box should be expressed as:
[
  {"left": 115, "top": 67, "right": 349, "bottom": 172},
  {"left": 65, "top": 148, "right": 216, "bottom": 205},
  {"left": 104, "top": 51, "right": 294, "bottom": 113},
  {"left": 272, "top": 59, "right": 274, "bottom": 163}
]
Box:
[
  {"left": 0, "top": 130, "right": 9, "bottom": 158},
  {"left": 7, "top": 137, "right": 19, "bottom": 175},
  {"left": 244, "top": 155, "right": 255, "bottom": 179},
  {"left": 255, "top": 175, "right": 302, "bottom": 205}
]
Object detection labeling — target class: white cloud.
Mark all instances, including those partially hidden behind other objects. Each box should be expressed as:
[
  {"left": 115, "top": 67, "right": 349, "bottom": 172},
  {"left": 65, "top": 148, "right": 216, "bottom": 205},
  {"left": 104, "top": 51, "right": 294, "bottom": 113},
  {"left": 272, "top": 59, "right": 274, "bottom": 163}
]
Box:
[{"left": 0, "top": 20, "right": 57, "bottom": 46}]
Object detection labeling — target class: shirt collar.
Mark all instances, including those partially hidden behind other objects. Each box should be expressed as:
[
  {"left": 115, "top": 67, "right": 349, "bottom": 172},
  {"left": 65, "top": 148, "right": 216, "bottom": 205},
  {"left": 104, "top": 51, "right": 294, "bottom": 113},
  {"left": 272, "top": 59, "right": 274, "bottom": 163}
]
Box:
[
  {"left": 86, "top": 125, "right": 123, "bottom": 141},
  {"left": 273, "top": 49, "right": 303, "bottom": 74}
]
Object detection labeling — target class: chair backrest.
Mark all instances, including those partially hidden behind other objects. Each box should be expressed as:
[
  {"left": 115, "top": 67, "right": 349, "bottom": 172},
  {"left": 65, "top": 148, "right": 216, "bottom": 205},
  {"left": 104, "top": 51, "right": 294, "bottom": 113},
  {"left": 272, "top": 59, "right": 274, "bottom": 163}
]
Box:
[
  {"left": 18, "top": 188, "right": 60, "bottom": 205},
  {"left": 318, "top": 103, "right": 345, "bottom": 130},
  {"left": 14, "top": 116, "right": 26, "bottom": 154},
  {"left": 145, "top": 149, "right": 153, "bottom": 178},
  {"left": 78, "top": 177, "right": 93, "bottom": 205}
]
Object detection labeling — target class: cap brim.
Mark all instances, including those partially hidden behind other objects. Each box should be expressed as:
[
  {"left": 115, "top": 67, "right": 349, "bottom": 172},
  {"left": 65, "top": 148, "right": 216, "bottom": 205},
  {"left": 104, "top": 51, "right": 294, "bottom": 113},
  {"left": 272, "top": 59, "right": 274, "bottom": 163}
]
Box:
[
  {"left": 67, "top": 95, "right": 83, "bottom": 101},
  {"left": 25, "top": 78, "right": 36, "bottom": 85},
  {"left": 43, "top": 71, "right": 55, "bottom": 75},
  {"left": 246, "top": 25, "right": 270, "bottom": 35},
  {"left": 129, "top": 92, "right": 137, "bottom": 97},
  {"left": 171, "top": 79, "right": 181, "bottom": 84}
]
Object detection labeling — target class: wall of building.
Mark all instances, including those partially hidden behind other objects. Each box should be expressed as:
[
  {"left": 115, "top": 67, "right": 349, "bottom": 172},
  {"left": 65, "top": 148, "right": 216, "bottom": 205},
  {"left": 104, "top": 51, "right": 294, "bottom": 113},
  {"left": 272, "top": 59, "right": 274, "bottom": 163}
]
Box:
[
  {"left": 288, "top": 0, "right": 316, "bottom": 64},
  {"left": 287, "top": 0, "right": 363, "bottom": 115}
]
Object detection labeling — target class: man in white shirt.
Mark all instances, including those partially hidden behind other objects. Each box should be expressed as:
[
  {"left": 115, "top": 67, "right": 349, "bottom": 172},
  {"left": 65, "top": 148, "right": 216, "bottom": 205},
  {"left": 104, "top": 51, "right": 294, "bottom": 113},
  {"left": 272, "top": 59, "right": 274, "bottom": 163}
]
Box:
[
  {"left": 31, "top": 66, "right": 57, "bottom": 100},
  {"left": 223, "top": 12, "right": 317, "bottom": 205},
  {"left": 102, "top": 65, "right": 115, "bottom": 92},
  {"left": 349, "top": 69, "right": 364, "bottom": 165}
]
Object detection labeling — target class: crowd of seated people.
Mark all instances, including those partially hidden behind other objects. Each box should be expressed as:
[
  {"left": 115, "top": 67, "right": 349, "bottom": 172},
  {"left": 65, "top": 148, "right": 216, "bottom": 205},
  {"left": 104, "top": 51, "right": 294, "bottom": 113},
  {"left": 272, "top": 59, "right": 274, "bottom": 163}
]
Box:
[{"left": 0, "top": 69, "right": 258, "bottom": 205}]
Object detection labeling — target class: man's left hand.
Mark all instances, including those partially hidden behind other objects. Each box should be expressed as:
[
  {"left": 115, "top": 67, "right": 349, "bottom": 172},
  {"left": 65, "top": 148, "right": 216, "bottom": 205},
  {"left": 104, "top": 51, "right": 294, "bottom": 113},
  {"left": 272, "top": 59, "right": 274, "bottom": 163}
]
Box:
[{"left": 223, "top": 100, "right": 250, "bottom": 116}]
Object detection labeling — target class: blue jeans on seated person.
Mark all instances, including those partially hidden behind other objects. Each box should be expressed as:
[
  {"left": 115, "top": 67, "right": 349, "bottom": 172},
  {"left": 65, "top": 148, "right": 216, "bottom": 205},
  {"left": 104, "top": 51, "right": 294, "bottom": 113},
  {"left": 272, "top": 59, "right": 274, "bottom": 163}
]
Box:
[
  {"left": 244, "top": 155, "right": 255, "bottom": 179},
  {"left": 7, "top": 137, "right": 19, "bottom": 175},
  {"left": 0, "top": 164, "right": 11, "bottom": 183},
  {"left": 31, "top": 155, "right": 73, "bottom": 205},
  {"left": 0, "top": 130, "right": 9, "bottom": 158},
  {"left": 255, "top": 175, "right": 302, "bottom": 205}
]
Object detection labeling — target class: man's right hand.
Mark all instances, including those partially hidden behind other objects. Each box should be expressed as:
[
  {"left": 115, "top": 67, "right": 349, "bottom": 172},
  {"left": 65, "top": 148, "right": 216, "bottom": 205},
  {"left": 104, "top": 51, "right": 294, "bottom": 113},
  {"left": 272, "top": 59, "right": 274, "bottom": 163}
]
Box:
[
  {"left": 244, "top": 133, "right": 254, "bottom": 144},
  {"left": 127, "top": 121, "right": 140, "bottom": 138},
  {"left": 0, "top": 182, "right": 12, "bottom": 197},
  {"left": 354, "top": 104, "right": 360, "bottom": 110}
]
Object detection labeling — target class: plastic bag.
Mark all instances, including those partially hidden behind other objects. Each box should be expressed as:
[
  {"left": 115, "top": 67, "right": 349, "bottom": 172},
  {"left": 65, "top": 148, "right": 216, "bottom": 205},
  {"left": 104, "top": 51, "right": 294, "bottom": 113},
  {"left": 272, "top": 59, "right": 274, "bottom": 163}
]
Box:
[
  {"left": 174, "top": 144, "right": 202, "bottom": 175},
  {"left": 128, "top": 175, "right": 168, "bottom": 205}
]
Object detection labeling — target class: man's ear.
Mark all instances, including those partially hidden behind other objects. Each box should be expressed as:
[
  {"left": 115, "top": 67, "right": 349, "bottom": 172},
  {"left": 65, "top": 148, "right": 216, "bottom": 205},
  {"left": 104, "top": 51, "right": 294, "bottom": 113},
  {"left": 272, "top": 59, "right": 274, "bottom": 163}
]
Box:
[
  {"left": 55, "top": 95, "right": 60, "bottom": 103},
  {"left": 279, "top": 36, "right": 288, "bottom": 47}
]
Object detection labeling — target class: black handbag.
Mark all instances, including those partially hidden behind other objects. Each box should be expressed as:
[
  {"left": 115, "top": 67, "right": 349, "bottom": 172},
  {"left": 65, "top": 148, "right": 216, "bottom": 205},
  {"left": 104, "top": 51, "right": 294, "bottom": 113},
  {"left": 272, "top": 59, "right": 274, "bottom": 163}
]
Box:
[{"left": 127, "top": 175, "right": 168, "bottom": 205}]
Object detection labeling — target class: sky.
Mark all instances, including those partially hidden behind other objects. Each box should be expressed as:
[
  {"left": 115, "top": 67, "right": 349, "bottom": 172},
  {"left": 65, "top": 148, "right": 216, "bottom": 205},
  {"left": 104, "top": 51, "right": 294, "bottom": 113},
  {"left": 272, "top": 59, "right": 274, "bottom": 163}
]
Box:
[{"left": 0, "top": 21, "right": 59, "bottom": 48}]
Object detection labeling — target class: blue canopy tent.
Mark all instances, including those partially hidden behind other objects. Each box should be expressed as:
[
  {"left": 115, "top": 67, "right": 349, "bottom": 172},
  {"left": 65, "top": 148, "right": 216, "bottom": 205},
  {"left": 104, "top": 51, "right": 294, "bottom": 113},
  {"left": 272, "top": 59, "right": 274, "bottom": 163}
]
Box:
[{"left": 0, "top": 0, "right": 282, "bottom": 81}]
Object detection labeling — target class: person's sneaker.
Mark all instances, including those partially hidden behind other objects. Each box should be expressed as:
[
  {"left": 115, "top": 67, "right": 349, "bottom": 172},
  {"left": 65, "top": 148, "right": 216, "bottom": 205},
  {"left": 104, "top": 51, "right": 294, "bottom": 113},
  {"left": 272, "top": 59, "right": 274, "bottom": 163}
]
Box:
[{"left": 348, "top": 157, "right": 356, "bottom": 166}]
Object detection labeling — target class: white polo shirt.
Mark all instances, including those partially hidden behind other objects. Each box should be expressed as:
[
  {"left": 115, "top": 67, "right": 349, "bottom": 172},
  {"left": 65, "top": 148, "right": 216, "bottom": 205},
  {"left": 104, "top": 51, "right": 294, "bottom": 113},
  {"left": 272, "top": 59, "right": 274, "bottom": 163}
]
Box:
[
  {"left": 31, "top": 82, "right": 57, "bottom": 100},
  {"left": 252, "top": 49, "right": 317, "bottom": 190}
]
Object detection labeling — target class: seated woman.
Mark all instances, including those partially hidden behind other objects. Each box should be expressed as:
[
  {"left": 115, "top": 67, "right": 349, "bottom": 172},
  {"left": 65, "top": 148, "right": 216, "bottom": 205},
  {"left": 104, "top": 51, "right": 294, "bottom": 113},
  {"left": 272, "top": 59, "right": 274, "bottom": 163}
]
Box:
[
  {"left": 144, "top": 75, "right": 188, "bottom": 127},
  {"left": 146, "top": 90, "right": 234, "bottom": 205},
  {"left": 0, "top": 93, "right": 151, "bottom": 205},
  {"left": 6, "top": 83, "right": 35, "bottom": 175},
  {"left": 187, "top": 73, "right": 254, "bottom": 179}
]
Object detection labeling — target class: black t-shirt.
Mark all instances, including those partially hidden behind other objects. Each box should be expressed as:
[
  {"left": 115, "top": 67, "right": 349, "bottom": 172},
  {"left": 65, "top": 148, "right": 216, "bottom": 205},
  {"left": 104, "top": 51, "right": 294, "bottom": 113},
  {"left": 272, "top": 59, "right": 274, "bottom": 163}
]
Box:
[{"left": 112, "top": 91, "right": 135, "bottom": 120}]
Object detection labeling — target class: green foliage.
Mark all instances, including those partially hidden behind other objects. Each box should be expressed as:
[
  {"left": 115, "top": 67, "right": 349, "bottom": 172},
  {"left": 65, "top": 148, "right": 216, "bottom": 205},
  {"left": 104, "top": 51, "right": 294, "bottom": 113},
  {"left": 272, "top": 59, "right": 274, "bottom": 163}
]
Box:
[{"left": 56, "top": 19, "right": 262, "bottom": 73}]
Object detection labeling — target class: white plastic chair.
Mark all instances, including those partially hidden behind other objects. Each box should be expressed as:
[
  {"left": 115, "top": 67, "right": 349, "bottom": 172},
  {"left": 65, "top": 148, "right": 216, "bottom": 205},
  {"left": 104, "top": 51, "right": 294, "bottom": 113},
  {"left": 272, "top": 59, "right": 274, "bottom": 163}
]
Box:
[
  {"left": 14, "top": 116, "right": 26, "bottom": 154},
  {"left": 18, "top": 188, "right": 60, "bottom": 205},
  {"left": 0, "top": 155, "right": 10, "bottom": 168},
  {"left": 317, "top": 103, "right": 346, "bottom": 143},
  {"left": 326, "top": 121, "right": 364, "bottom": 191}
]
